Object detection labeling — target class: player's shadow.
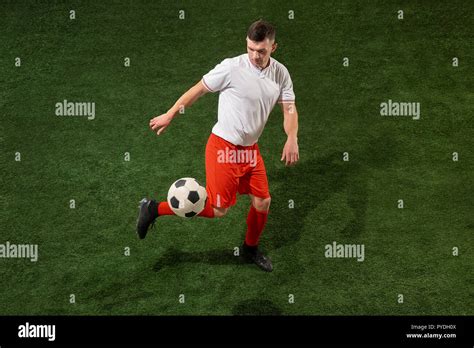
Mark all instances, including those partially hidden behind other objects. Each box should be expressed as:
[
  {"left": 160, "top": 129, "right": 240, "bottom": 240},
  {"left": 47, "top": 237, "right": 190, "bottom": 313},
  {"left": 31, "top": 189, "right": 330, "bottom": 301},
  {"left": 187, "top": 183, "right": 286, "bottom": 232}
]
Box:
[
  {"left": 266, "top": 132, "right": 398, "bottom": 250},
  {"left": 232, "top": 298, "right": 283, "bottom": 315},
  {"left": 153, "top": 247, "right": 244, "bottom": 271},
  {"left": 265, "top": 153, "right": 365, "bottom": 250}
]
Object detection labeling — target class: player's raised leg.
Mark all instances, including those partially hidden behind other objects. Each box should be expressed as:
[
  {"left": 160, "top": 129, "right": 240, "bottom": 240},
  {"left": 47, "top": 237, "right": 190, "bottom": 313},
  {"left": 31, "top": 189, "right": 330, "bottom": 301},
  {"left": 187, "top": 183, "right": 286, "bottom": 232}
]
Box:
[
  {"left": 136, "top": 198, "right": 158, "bottom": 239},
  {"left": 135, "top": 196, "right": 220, "bottom": 239}
]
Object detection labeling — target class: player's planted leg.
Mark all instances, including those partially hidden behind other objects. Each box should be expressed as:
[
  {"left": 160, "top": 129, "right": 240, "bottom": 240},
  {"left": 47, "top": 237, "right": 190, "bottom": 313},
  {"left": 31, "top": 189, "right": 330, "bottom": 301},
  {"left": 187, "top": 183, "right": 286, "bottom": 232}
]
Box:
[
  {"left": 241, "top": 242, "right": 273, "bottom": 272},
  {"left": 241, "top": 196, "right": 272, "bottom": 272}
]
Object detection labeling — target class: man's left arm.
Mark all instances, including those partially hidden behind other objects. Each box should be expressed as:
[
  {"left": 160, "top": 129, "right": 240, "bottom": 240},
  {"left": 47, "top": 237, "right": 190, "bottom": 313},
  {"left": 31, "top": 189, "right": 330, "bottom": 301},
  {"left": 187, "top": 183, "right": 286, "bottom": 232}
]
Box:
[{"left": 280, "top": 102, "right": 299, "bottom": 166}]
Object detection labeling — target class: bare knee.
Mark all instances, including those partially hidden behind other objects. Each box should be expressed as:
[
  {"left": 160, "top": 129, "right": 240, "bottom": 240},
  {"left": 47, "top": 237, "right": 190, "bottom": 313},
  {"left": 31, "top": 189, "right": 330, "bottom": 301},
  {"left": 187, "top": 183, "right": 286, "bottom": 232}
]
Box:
[
  {"left": 252, "top": 196, "right": 271, "bottom": 212},
  {"left": 213, "top": 207, "right": 228, "bottom": 218}
]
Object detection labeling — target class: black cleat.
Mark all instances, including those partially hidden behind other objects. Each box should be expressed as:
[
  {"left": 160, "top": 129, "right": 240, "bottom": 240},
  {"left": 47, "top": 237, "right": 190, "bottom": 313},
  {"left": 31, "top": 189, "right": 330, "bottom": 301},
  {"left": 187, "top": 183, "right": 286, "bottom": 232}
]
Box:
[
  {"left": 241, "top": 243, "right": 273, "bottom": 272},
  {"left": 136, "top": 198, "right": 158, "bottom": 239}
]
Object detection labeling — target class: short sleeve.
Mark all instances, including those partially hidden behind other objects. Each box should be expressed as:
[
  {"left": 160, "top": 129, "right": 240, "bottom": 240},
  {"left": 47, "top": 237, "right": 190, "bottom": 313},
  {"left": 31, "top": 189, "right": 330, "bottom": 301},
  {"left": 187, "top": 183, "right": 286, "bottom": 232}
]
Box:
[
  {"left": 278, "top": 67, "right": 296, "bottom": 103},
  {"left": 202, "top": 59, "right": 232, "bottom": 92}
]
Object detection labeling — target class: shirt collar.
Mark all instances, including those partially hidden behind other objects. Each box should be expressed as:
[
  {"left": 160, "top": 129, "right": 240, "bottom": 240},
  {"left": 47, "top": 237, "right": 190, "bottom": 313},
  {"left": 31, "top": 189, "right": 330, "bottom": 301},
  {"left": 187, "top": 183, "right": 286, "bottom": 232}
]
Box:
[{"left": 246, "top": 54, "right": 272, "bottom": 74}]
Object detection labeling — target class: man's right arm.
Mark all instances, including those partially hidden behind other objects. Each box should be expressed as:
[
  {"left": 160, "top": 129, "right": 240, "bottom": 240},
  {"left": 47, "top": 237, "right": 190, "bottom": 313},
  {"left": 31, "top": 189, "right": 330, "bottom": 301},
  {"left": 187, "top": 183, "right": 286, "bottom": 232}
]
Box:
[{"left": 149, "top": 80, "right": 209, "bottom": 135}]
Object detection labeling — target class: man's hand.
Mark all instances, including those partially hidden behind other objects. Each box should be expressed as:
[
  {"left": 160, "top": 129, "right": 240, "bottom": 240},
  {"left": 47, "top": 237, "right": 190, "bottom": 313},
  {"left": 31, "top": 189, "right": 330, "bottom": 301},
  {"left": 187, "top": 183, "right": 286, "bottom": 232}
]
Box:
[
  {"left": 149, "top": 113, "right": 173, "bottom": 135},
  {"left": 281, "top": 137, "right": 299, "bottom": 166},
  {"left": 148, "top": 80, "right": 209, "bottom": 136}
]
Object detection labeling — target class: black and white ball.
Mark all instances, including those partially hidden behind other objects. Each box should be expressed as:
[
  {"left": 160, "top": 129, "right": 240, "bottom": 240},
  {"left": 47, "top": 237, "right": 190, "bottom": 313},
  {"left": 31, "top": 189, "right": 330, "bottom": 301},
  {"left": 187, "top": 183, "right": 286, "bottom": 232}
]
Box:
[{"left": 167, "top": 178, "right": 207, "bottom": 218}]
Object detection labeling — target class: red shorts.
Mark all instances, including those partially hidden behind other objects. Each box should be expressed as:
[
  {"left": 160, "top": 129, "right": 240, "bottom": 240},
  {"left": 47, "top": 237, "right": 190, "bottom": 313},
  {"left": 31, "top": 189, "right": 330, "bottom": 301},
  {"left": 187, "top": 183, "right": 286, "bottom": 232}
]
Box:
[{"left": 205, "top": 133, "right": 270, "bottom": 209}]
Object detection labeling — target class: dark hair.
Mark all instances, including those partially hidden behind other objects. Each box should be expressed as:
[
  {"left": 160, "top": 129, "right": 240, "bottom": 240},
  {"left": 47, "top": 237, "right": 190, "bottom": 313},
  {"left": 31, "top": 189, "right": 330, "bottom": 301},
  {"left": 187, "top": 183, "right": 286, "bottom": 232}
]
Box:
[{"left": 247, "top": 20, "right": 275, "bottom": 42}]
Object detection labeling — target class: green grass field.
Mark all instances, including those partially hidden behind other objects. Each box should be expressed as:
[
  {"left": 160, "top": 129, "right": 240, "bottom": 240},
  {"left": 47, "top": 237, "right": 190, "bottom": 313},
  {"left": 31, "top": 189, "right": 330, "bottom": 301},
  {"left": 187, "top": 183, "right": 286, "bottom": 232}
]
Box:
[{"left": 1, "top": 0, "right": 473, "bottom": 315}]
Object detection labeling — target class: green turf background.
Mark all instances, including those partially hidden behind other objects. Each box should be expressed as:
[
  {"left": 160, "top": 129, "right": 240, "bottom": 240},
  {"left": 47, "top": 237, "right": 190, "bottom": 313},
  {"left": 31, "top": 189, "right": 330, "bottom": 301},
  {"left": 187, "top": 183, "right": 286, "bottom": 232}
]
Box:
[{"left": 1, "top": 0, "right": 473, "bottom": 315}]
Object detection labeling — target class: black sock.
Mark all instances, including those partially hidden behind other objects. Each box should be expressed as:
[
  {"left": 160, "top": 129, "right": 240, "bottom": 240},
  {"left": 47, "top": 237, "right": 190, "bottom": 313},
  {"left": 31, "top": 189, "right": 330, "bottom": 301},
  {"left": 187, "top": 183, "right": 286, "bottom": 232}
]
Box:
[{"left": 243, "top": 242, "right": 258, "bottom": 253}]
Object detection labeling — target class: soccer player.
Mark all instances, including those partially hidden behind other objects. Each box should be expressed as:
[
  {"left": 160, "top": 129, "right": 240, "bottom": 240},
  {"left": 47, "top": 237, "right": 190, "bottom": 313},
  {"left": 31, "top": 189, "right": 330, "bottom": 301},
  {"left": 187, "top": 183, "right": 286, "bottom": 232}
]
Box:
[{"left": 136, "top": 20, "right": 299, "bottom": 272}]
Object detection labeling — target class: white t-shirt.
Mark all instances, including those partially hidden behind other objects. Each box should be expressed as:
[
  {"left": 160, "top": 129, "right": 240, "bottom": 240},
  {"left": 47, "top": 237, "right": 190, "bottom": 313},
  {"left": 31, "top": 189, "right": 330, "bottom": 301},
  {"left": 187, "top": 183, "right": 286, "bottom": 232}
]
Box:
[{"left": 202, "top": 53, "right": 295, "bottom": 146}]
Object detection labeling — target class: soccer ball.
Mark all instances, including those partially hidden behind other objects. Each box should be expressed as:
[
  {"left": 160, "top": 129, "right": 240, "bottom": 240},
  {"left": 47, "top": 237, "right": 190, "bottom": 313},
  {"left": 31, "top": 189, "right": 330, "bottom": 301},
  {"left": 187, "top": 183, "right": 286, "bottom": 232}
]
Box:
[{"left": 167, "top": 178, "right": 207, "bottom": 218}]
